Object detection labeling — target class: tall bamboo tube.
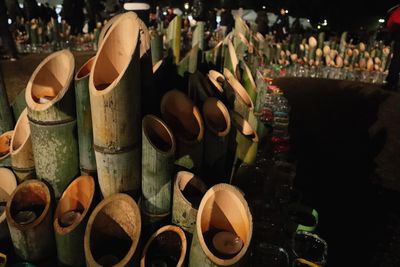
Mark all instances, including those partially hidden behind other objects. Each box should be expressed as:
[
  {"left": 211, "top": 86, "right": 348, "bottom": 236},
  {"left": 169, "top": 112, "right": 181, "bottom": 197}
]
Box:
[
  {"left": 54, "top": 176, "right": 95, "bottom": 267},
  {"left": 84, "top": 193, "right": 141, "bottom": 267},
  {"left": 172, "top": 171, "right": 207, "bottom": 234},
  {"left": 178, "top": 44, "right": 199, "bottom": 76},
  {"left": 188, "top": 183, "right": 253, "bottom": 267},
  {"left": 10, "top": 109, "right": 35, "bottom": 182},
  {"left": 75, "top": 57, "right": 97, "bottom": 176},
  {"left": 202, "top": 98, "right": 231, "bottom": 185},
  {"left": 140, "top": 225, "right": 187, "bottom": 267},
  {"left": 11, "top": 89, "right": 27, "bottom": 123},
  {"left": 141, "top": 115, "right": 176, "bottom": 225},
  {"left": 97, "top": 15, "right": 120, "bottom": 47},
  {"left": 6, "top": 180, "right": 55, "bottom": 262},
  {"left": 0, "top": 68, "right": 14, "bottom": 135},
  {"left": 25, "top": 50, "right": 78, "bottom": 198},
  {"left": 166, "top": 15, "right": 182, "bottom": 64},
  {"left": 204, "top": 41, "right": 223, "bottom": 66},
  {"left": 223, "top": 40, "right": 240, "bottom": 79},
  {"left": 150, "top": 30, "right": 163, "bottom": 65},
  {"left": 0, "top": 168, "right": 17, "bottom": 240},
  {"left": 160, "top": 90, "right": 204, "bottom": 173},
  {"left": 0, "top": 131, "right": 13, "bottom": 167},
  {"left": 89, "top": 12, "right": 142, "bottom": 198},
  {"left": 240, "top": 61, "right": 258, "bottom": 105},
  {"left": 192, "top": 21, "right": 205, "bottom": 50}
]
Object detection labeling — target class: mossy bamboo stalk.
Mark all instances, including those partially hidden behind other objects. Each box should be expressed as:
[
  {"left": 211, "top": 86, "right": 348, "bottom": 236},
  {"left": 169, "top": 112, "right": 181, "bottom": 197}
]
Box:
[
  {"left": 89, "top": 12, "right": 142, "bottom": 198},
  {"left": 193, "top": 21, "right": 205, "bottom": 51},
  {"left": 0, "top": 69, "right": 14, "bottom": 135},
  {"left": 166, "top": 15, "right": 182, "bottom": 64},
  {"left": 54, "top": 176, "right": 95, "bottom": 267},
  {"left": 0, "top": 168, "right": 17, "bottom": 240},
  {"left": 25, "top": 50, "right": 78, "bottom": 198},
  {"left": 6, "top": 180, "right": 55, "bottom": 262},
  {"left": 84, "top": 193, "right": 141, "bottom": 267},
  {"left": 188, "top": 183, "right": 253, "bottom": 267},
  {"left": 75, "top": 57, "right": 97, "bottom": 176},
  {"left": 172, "top": 171, "right": 207, "bottom": 234},
  {"left": 0, "top": 131, "right": 13, "bottom": 167}
]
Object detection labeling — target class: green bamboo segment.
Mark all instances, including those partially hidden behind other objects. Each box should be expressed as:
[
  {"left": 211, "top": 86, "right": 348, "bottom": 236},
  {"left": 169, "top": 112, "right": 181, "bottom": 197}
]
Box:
[
  {"left": 0, "top": 168, "right": 17, "bottom": 240},
  {"left": 188, "top": 183, "right": 253, "bottom": 267},
  {"left": 150, "top": 30, "right": 164, "bottom": 65},
  {"left": 54, "top": 176, "right": 95, "bottom": 267},
  {"left": 172, "top": 171, "right": 207, "bottom": 233},
  {"left": 11, "top": 89, "right": 27, "bottom": 122},
  {"left": 10, "top": 109, "right": 35, "bottom": 182},
  {"left": 84, "top": 193, "right": 141, "bottom": 267},
  {"left": 193, "top": 21, "right": 205, "bottom": 51},
  {"left": 224, "top": 40, "right": 240, "bottom": 79},
  {"left": 89, "top": 12, "right": 142, "bottom": 198},
  {"left": 6, "top": 180, "right": 55, "bottom": 262},
  {"left": 141, "top": 115, "right": 176, "bottom": 220},
  {"left": 160, "top": 90, "right": 204, "bottom": 172},
  {"left": 204, "top": 41, "right": 223, "bottom": 66},
  {"left": 0, "top": 131, "right": 13, "bottom": 167},
  {"left": 166, "top": 15, "right": 182, "bottom": 64},
  {"left": 240, "top": 61, "right": 258, "bottom": 105},
  {"left": 75, "top": 57, "right": 97, "bottom": 176},
  {"left": 178, "top": 44, "right": 199, "bottom": 76},
  {"left": 0, "top": 69, "right": 14, "bottom": 135}
]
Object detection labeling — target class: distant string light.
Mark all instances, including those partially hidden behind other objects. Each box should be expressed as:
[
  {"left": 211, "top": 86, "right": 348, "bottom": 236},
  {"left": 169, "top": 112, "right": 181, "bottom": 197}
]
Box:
[
  {"left": 285, "top": 10, "right": 289, "bottom": 14},
  {"left": 378, "top": 18, "right": 385, "bottom": 23},
  {"left": 322, "top": 19, "right": 328, "bottom": 26},
  {"left": 262, "top": 5, "right": 266, "bottom": 10},
  {"left": 184, "top": 2, "right": 189, "bottom": 10}
]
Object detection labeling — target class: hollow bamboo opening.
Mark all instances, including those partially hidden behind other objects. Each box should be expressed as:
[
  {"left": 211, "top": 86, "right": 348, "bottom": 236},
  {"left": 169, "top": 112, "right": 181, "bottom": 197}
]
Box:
[
  {"left": 176, "top": 171, "right": 207, "bottom": 210},
  {"left": 54, "top": 176, "right": 95, "bottom": 234},
  {"left": 10, "top": 109, "right": 30, "bottom": 155},
  {"left": 203, "top": 98, "right": 231, "bottom": 137},
  {"left": 231, "top": 112, "right": 259, "bottom": 143},
  {"left": 224, "top": 68, "right": 254, "bottom": 110},
  {"left": 143, "top": 115, "right": 175, "bottom": 154},
  {"left": 76, "top": 57, "right": 95, "bottom": 80},
  {"left": 208, "top": 70, "right": 224, "bottom": 94},
  {"left": 0, "top": 131, "right": 13, "bottom": 159}
]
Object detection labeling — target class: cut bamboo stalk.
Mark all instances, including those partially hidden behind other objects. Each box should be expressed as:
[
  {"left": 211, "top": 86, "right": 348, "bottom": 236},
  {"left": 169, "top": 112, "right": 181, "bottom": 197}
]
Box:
[
  {"left": 0, "top": 68, "right": 14, "bottom": 135},
  {"left": 54, "top": 176, "right": 95, "bottom": 267},
  {"left": 202, "top": 98, "right": 231, "bottom": 184},
  {"left": 0, "top": 131, "right": 13, "bottom": 167},
  {"left": 98, "top": 15, "right": 120, "bottom": 47},
  {"left": 25, "top": 49, "right": 79, "bottom": 198},
  {"left": 140, "top": 225, "right": 187, "bottom": 267},
  {"left": 188, "top": 183, "right": 253, "bottom": 267},
  {"left": 6, "top": 180, "right": 55, "bottom": 261},
  {"left": 178, "top": 44, "right": 199, "bottom": 76},
  {"left": 10, "top": 109, "right": 35, "bottom": 182},
  {"left": 160, "top": 90, "right": 204, "bottom": 173},
  {"left": 189, "top": 71, "right": 215, "bottom": 108},
  {"left": 240, "top": 61, "right": 258, "bottom": 105},
  {"left": 75, "top": 57, "right": 97, "bottom": 176},
  {"left": 166, "top": 15, "right": 182, "bottom": 64},
  {"left": 192, "top": 21, "right": 205, "bottom": 51},
  {"left": 150, "top": 30, "right": 163, "bottom": 65},
  {"left": 172, "top": 171, "right": 207, "bottom": 234},
  {"left": 89, "top": 12, "right": 142, "bottom": 198},
  {"left": 141, "top": 115, "right": 176, "bottom": 224},
  {"left": 204, "top": 41, "right": 223, "bottom": 66},
  {"left": 84, "top": 193, "right": 141, "bottom": 267},
  {"left": 0, "top": 168, "right": 17, "bottom": 240},
  {"left": 11, "top": 89, "right": 27, "bottom": 123},
  {"left": 223, "top": 40, "right": 240, "bottom": 79}
]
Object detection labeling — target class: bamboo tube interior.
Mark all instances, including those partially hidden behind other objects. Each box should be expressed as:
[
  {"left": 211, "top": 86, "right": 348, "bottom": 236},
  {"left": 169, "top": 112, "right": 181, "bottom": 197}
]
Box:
[
  {"left": 224, "top": 68, "right": 254, "bottom": 110},
  {"left": 92, "top": 13, "right": 139, "bottom": 92},
  {"left": 177, "top": 171, "right": 207, "bottom": 209},
  {"left": 76, "top": 57, "right": 95, "bottom": 80},
  {"left": 0, "top": 131, "right": 13, "bottom": 159},
  {"left": 54, "top": 176, "right": 95, "bottom": 234},
  {"left": 10, "top": 109, "right": 30, "bottom": 154},
  {"left": 203, "top": 98, "right": 231, "bottom": 136},
  {"left": 208, "top": 70, "right": 224, "bottom": 94},
  {"left": 231, "top": 112, "right": 259, "bottom": 142},
  {"left": 143, "top": 115, "right": 175, "bottom": 154},
  {"left": 161, "top": 90, "right": 204, "bottom": 143},
  {"left": 0, "top": 168, "right": 17, "bottom": 195}
]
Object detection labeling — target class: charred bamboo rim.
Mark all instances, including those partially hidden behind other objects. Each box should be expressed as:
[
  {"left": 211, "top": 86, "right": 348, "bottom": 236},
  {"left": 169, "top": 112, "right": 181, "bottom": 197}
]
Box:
[
  {"left": 84, "top": 193, "right": 141, "bottom": 267},
  {"left": 0, "top": 131, "right": 13, "bottom": 160},
  {"left": 75, "top": 56, "right": 96, "bottom": 81},
  {"left": 152, "top": 59, "right": 163, "bottom": 73},
  {"left": 208, "top": 70, "right": 224, "bottom": 94},
  {"left": 0, "top": 187, "right": 10, "bottom": 224},
  {"left": 241, "top": 61, "right": 258, "bottom": 93},
  {"left": 10, "top": 109, "right": 30, "bottom": 155},
  {"left": 25, "top": 49, "right": 74, "bottom": 110},
  {"left": 90, "top": 12, "right": 140, "bottom": 94},
  {"left": 0, "top": 168, "right": 17, "bottom": 195},
  {"left": 223, "top": 68, "right": 254, "bottom": 110},
  {"left": 140, "top": 225, "right": 187, "bottom": 267},
  {"left": 196, "top": 183, "right": 253, "bottom": 266},
  {"left": 231, "top": 111, "right": 259, "bottom": 143},
  {"left": 175, "top": 171, "right": 207, "bottom": 208},
  {"left": 203, "top": 98, "right": 231, "bottom": 137},
  {"left": 160, "top": 90, "right": 204, "bottom": 143},
  {"left": 143, "top": 115, "right": 176, "bottom": 154},
  {"left": 54, "top": 176, "right": 95, "bottom": 235},
  {"left": 6, "top": 180, "right": 51, "bottom": 230}
]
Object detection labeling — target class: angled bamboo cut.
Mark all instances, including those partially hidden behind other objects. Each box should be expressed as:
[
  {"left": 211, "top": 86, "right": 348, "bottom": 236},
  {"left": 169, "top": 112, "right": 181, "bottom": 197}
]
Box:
[
  {"left": 0, "top": 68, "right": 14, "bottom": 135},
  {"left": 75, "top": 57, "right": 97, "bottom": 176},
  {"left": 166, "top": 15, "right": 182, "bottom": 64},
  {"left": 0, "top": 168, "right": 17, "bottom": 240},
  {"left": 204, "top": 41, "right": 223, "bottom": 66},
  {"left": 84, "top": 193, "right": 141, "bottom": 267},
  {"left": 224, "top": 40, "right": 240, "bottom": 79},
  {"left": 0, "top": 131, "right": 13, "bottom": 167},
  {"left": 97, "top": 14, "right": 120, "bottom": 47},
  {"left": 150, "top": 30, "right": 163, "bottom": 65},
  {"left": 178, "top": 44, "right": 199, "bottom": 76},
  {"left": 192, "top": 21, "right": 205, "bottom": 51},
  {"left": 54, "top": 176, "right": 95, "bottom": 267},
  {"left": 89, "top": 12, "right": 142, "bottom": 198},
  {"left": 240, "top": 61, "right": 258, "bottom": 105},
  {"left": 25, "top": 49, "right": 79, "bottom": 198}
]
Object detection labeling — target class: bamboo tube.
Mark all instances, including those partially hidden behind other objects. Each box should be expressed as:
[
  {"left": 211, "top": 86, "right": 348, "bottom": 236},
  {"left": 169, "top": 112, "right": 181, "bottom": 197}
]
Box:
[
  {"left": 11, "top": 88, "right": 27, "bottom": 122},
  {"left": 150, "top": 30, "right": 163, "bottom": 65},
  {"left": 160, "top": 90, "right": 204, "bottom": 173},
  {"left": 189, "top": 71, "right": 215, "bottom": 108},
  {"left": 223, "top": 40, "right": 240, "bottom": 79},
  {"left": 0, "top": 69, "right": 14, "bottom": 135},
  {"left": 166, "top": 15, "right": 182, "bottom": 64},
  {"left": 84, "top": 193, "right": 141, "bottom": 267},
  {"left": 75, "top": 57, "right": 97, "bottom": 176},
  {"left": 98, "top": 15, "right": 120, "bottom": 47},
  {"left": 141, "top": 115, "right": 176, "bottom": 224},
  {"left": 193, "top": 21, "right": 205, "bottom": 51},
  {"left": 10, "top": 109, "right": 35, "bottom": 182},
  {"left": 140, "top": 225, "right": 187, "bottom": 267},
  {"left": 6, "top": 180, "right": 55, "bottom": 261},
  {"left": 89, "top": 12, "right": 142, "bottom": 198},
  {"left": 188, "top": 183, "right": 253, "bottom": 267},
  {"left": 208, "top": 70, "right": 225, "bottom": 96},
  {"left": 54, "top": 176, "right": 95, "bottom": 267},
  {"left": 0, "top": 168, "right": 17, "bottom": 240},
  {"left": 172, "top": 171, "right": 207, "bottom": 234},
  {"left": 204, "top": 41, "right": 223, "bottom": 66},
  {"left": 240, "top": 61, "right": 258, "bottom": 105},
  {"left": 0, "top": 131, "right": 13, "bottom": 167},
  {"left": 178, "top": 44, "right": 199, "bottom": 76},
  {"left": 202, "top": 98, "right": 231, "bottom": 185}
]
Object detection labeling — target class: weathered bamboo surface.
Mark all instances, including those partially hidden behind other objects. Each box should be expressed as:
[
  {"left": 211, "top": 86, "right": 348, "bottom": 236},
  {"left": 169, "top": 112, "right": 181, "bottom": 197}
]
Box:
[
  {"left": 0, "top": 168, "right": 17, "bottom": 240},
  {"left": 0, "top": 131, "right": 13, "bottom": 167}
]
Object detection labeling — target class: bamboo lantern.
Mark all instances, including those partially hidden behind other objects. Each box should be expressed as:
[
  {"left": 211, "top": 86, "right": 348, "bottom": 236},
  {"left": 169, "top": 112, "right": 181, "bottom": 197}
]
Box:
[
  {"left": 160, "top": 90, "right": 204, "bottom": 173},
  {"left": 188, "top": 183, "right": 253, "bottom": 267},
  {"left": 0, "top": 69, "right": 14, "bottom": 135},
  {"left": 140, "top": 225, "right": 187, "bottom": 267},
  {"left": 0, "top": 131, "right": 13, "bottom": 167},
  {"left": 166, "top": 15, "right": 182, "bottom": 64},
  {"left": 202, "top": 98, "right": 231, "bottom": 184},
  {"left": 89, "top": 12, "right": 142, "bottom": 198},
  {"left": 172, "top": 171, "right": 207, "bottom": 234},
  {"left": 10, "top": 109, "right": 35, "bottom": 182},
  {"left": 141, "top": 115, "right": 176, "bottom": 225},
  {"left": 84, "top": 193, "right": 141, "bottom": 267},
  {"left": 75, "top": 57, "right": 97, "bottom": 176},
  {"left": 0, "top": 168, "right": 17, "bottom": 240},
  {"left": 6, "top": 180, "right": 55, "bottom": 261},
  {"left": 240, "top": 61, "right": 258, "bottom": 105},
  {"left": 54, "top": 176, "right": 95, "bottom": 267}
]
